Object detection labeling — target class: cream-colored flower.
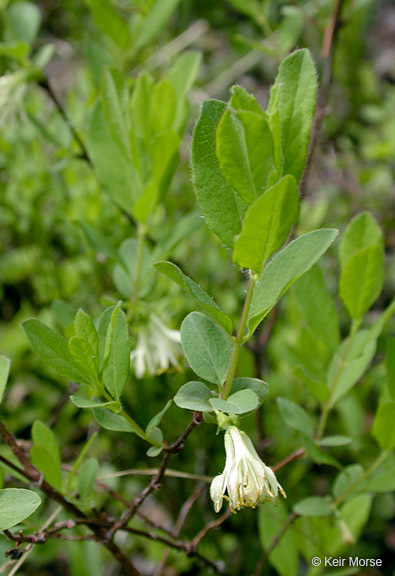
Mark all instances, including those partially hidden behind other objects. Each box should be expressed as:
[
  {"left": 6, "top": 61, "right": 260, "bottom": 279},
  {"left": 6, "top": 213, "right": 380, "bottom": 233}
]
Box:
[
  {"left": 130, "top": 314, "right": 181, "bottom": 378},
  {"left": 210, "top": 426, "right": 286, "bottom": 513},
  {"left": 0, "top": 71, "right": 28, "bottom": 123}
]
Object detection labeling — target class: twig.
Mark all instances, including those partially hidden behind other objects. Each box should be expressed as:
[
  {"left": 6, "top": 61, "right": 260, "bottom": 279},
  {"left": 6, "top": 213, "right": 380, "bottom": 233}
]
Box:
[
  {"left": 0, "top": 420, "right": 142, "bottom": 576},
  {"left": 253, "top": 512, "right": 297, "bottom": 576},
  {"left": 155, "top": 485, "right": 204, "bottom": 576},
  {"left": 299, "top": 0, "right": 344, "bottom": 198},
  {"left": 272, "top": 448, "right": 305, "bottom": 472},
  {"left": 191, "top": 509, "right": 231, "bottom": 548},
  {"left": 38, "top": 77, "right": 91, "bottom": 164},
  {"left": 109, "top": 412, "right": 203, "bottom": 535}
]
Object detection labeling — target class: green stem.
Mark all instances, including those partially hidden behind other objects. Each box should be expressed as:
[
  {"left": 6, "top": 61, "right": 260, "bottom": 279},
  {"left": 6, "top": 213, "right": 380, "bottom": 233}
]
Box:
[
  {"left": 335, "top": 451, "right": 389, "bottom": 507},
  {"left": 315, "top": 317, "right": 361, "bottom": 441},
  {"left": 132, "top": 224, "right": 146, "bottom": 305},
  {"left": 221, "top": 274, "right": 256, "bottom": 400},
  {"left": 101, "top": 389, "right": 154, "bottom": 444}
]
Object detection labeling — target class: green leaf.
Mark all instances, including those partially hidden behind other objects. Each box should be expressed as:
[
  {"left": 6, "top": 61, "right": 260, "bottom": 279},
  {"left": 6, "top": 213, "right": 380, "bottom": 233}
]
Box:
[
  {"left": 74, "top": 310, "right": 99, "bottom": 355},
  {"left": 147, "top": 446, "right": 163, "bottom": 457},
  {"left": 332, "top": 465, "right": 364, "bottom": 501},
  {"left": 319, "top": 436, "right": 352, "bottom": 447},
  {"left": 130, "top": 71, "right": 154, "bottom": 144},
  {"left": 210, "top": 389, "right": 259, "bottom": 414},
  {"left": 83, "top": 0, "right": 130, "bottom": 48},
  {"left": 303, "top": 437, "right": 341, "bottom": 469},
  {"left": 174, "top": 381, "right": 213, "bottom": 412},
  {"left": 230, "top": 377, "right": 268, "bottom": 405},
  {"left": 372, "top": 402, "right": 395, "bottom": 450},
  {"left": 248, "top": 229, "right": 338, "bottom": 334},
  {"left": 102, "top": 305, "right": 129, "bottom": 400},
  {"left": 133, "top": 0, "right": 181, "bottom": 54},
  {"left": 22, "top": 319, "right": 86, "bottom": 383},
  {"left": 293, "top": 265, "right": 340, "bottom": 352},
  {"left": 8, "top": 2, "right": 41, "bottom": 46},
  {"left": 294, "top": 366, "right": 329, "bottom": 404},
  {"left": 294, "top": 496, "right": 334, "bottom": 517},
  {"left": 340, "top": 245, "right": 384, "bottom": 320},
  {"left": 154, "top": 261, "right": 233, "bottom": 333},
  {"left": 217, "top": 109, "right": 274, "bottom": 203},
  {"left": 233, "top": 175, "right": 299, "bottom": 273},
  {"left": 101, "top": 69, "right": 131, "bottom": 159},
  {"left": 277, "top": 397, "right": 314, "bottom": 437},
  {"left": 328, "top": 330, "right": 377, "bottom": 408},
  {"left": 229, "top": 85, "right": 264, "bottom": 115},
  {"left": 166, "top": 51, "right": 201, "bottom": 98},
  {"left": 0, "top": 489, "right": 41, "bottom": 530},
  {"left": 267, "top": 49, "right": 317, "bottom": 181},
  {"left": 147, "top": 400, "right": 172, "bottom": 431},
  {"left": 339, "top": 211, "right": 383, "bottom": 269},
  {"left": 147, "top": 427, "right": 163, "bottom": 446},
  {"left": 69, "top": 337, "right": 97, "bottom": 384},
  {"left": 258, "top": 500, "right": 299, "bottom": 576},
  {"left": 93, "top": 408, "right": 141, "bottom": 435},
  {"left": 70, "top": 396, "right": 119, "bottom": 409},
  {"left": 360, "top": 454, "right": 395, "bottom": 493},
  {"left": 0, "top": 41, "right": 29, "bottom": 61},
  {"left": 180, "top": 312, "right": 232, "bottom": 386},
  {"left": 87, "top": 102, "right": 138, "bottom": 216},
  {"left": 30, "top": 421, "right": 62, "bottom": 490},
  {"left": 191, "top": 99, "right": 249, "bottom": 248},
  {"left": 0, "top": 356, "right": 10, "bottom": 405},
  {"left": 78, "top": 458, "right": 99, "bottom": 500}
]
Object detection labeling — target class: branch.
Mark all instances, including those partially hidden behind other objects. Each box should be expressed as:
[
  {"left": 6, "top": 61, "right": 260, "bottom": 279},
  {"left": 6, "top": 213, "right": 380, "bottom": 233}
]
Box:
[
  {"left": 110, "top": 412, "right": 203, "bottom": 534},
  {"left": 253, "top": 512, "right": 297, "bottom": 576},
  {"left": 0, "top": 419, "right": 142, "bottom": 576},
  {"left": 38, "top": 77, "right": 91, "bottom": 164},
  {"left": 299, "top": 0, "right": 345, "bottom": 198}
]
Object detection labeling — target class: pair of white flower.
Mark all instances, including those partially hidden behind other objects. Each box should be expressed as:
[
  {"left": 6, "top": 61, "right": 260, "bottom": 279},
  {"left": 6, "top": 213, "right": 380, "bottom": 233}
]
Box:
[
  {"left": 211, "top": 426, "right": 286, "bottom": 513},
  {"left": 130, "top": 314, "right": 181, "bottom": 379}
]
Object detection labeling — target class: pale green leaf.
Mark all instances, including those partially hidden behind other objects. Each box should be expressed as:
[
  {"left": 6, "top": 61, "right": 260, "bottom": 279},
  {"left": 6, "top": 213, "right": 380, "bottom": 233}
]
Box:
[
  {"left": 267, "top": 49, "right": 317, "bottom": 181},
  {"left": 258, "top": 500, "right": 299, "bottom": 576},
  {"left": 102, "top": 305, "right": 129, "bottom": 400},
  {"left": 0, "top": 489, "right": 41, "bottom": 530},
  {"left": 191, "top": 99, "right": 249, "bottom": 248},
  {"left": 339, "top": 211, "right": 383, "bottom": 269},
  {"left": 22, "top": 319, "right": 86, "bottom": 383},
  {"left": 294, "top": 496, "right": 334, "bottom": 517},
  {"left": 277, "top": 397, "right": 315, "bottom": 437},
  {"left": 78, "top": 458, "right": 99, "bottom": 500},
  {"left": 372, "top": 402, "right": 395, "bottom": 450},
  {"left": 217, "top": 109, "right": 274, "bottom": 203},
  {"left": 340, "top": 245, "right": 384, "bottom": 320},
  {"left": 180, "top": 312, "right": 232, "bottom": 385},
  {"left": 153, "top": 261, "right": 233, "bottom": 333},
  {"left": 133, "top": 0, "right": 180, "bottom": 54},
  {"left": 209, "top": 389, "right": 259, "bottom": 414},
  {"left": 247, "top": 229, "right": 338, "bottom": 334},
  {"left": 233, "top": 175, "right": 299, "bottom": 272},
  {"left": 174, "top": 381, "right": 213, "bottom": 412}
]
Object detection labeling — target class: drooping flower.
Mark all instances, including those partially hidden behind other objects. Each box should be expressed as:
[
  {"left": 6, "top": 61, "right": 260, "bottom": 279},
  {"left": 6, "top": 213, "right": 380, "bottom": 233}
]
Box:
[
  {"left": 0, "top": 71, "right": 28, "bottom": 123},
  {"left": 130, "top": 314, "right": 181, "bottom": 378},
  {"left": 210, "top": 425, "right": 286, "bottom": 513}
]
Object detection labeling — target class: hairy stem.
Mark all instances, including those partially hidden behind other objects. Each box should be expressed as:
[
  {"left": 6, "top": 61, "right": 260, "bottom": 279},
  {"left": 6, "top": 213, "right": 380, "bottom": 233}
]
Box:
[{"left": 221, "top": 275, "right": 256, "bottom": 399}]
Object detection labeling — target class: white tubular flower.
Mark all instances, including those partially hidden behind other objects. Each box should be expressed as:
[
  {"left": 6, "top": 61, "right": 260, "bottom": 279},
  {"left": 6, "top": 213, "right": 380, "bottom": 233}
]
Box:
[
  {"left": 210, "top": 426, "right": 286, "bottom": 513},
  {"left": 130, "top": 314, "right": 181, "bottom": 379},
  {"left": 0, "top": 71, "right": 28, "bottom": 123}
]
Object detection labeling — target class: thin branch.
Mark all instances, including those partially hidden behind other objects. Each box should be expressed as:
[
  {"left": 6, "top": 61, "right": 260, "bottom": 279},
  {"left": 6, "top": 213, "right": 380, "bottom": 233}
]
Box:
[
  {"left": 155, "top": 485, "right": 204, "bottom": 576},
  {"left": 109, "top": 412, "right": 203, "bottom": 535},
  {"left": 272, "top": 448, "right": 305, "bottom": 472},
  {"left": 253, "top": 512, "right": 297, "bottom": 576},
  {"left": 191, "top": 509, "right": 231, "bottom": 548},
  {"left": 0, "top": 420, "right": 142, "bottom": 576},
  {"left": 38, "top": 77, "right": 91, "bottom": 164},
  {"left": 299, "top": 0, "right": 344, "bottom": 198}
]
